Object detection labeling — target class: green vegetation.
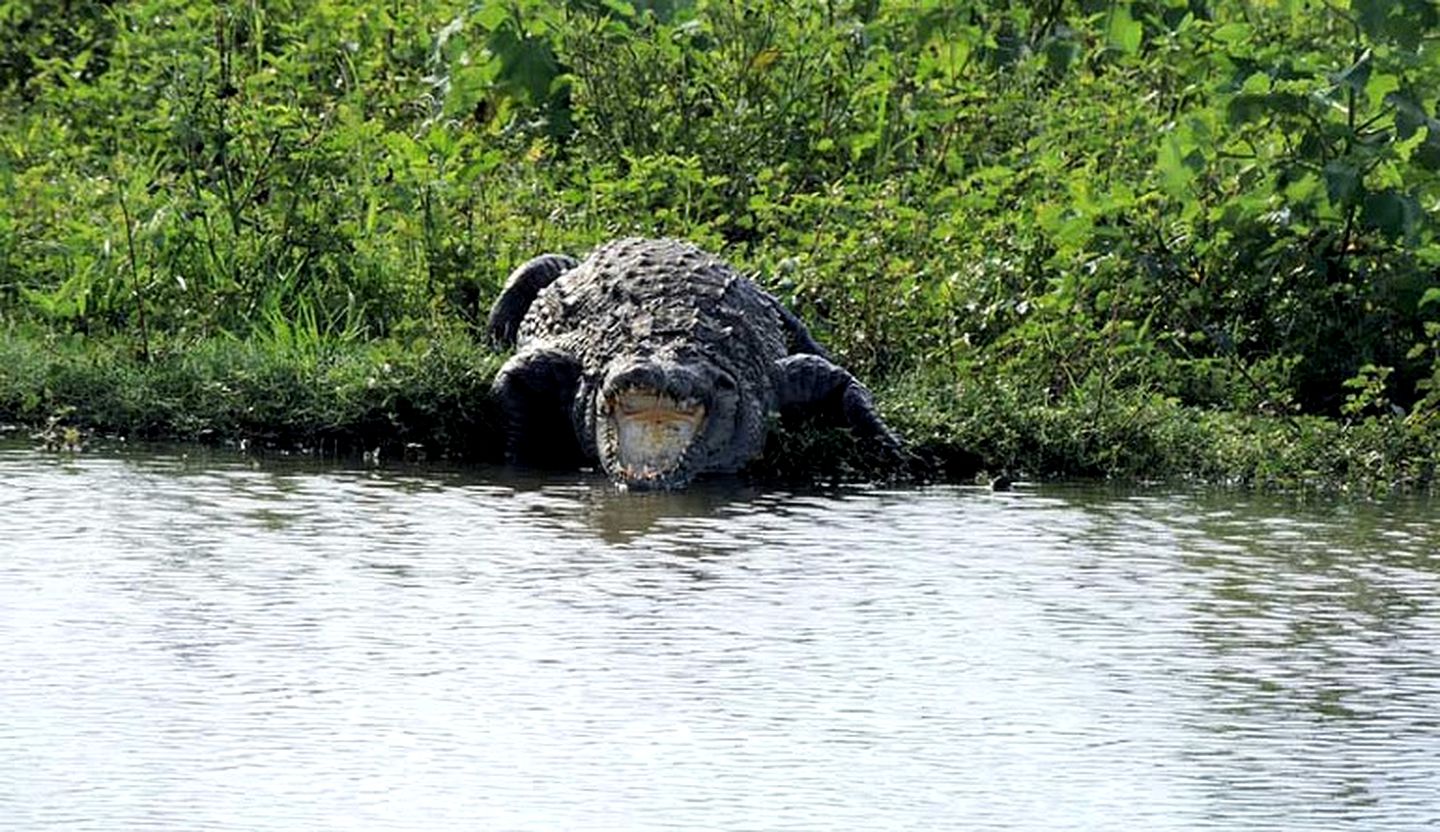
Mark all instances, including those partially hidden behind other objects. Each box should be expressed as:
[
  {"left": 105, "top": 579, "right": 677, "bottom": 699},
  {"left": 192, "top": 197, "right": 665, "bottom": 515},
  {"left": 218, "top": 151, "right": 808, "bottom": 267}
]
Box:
[
  {"left": 2, "top": 0, "right": 1439, "bottom": 492},
  {"left": 1, "top": 325, "right": 503, "bottom": 457}
]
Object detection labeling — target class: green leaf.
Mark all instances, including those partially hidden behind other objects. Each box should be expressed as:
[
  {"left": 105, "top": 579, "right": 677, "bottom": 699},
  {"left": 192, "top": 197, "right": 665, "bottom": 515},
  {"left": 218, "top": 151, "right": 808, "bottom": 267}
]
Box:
[
  {"left": 1043, "top": 37, "right": 1080, "bottom": 75},
  {"left": 1365, "top": 72, "right": 1400, "bottom": 109},
  {"left": 1415, "top": 131, "right": 1440, "bottom": 171},
  {"left": 1323, "top": 161, "right": 1361, "bottom": 207},
  {"left": 748, "top": 47, "right": 781, "bottom": 74},
  {"left": 1157, "top": 134, "right": 1196, "bottom": 197},
  {"left": 1284, "top": 172, "right": 1322, "bottom": 204},
  {"left": 1329, "top": 50, "right": 1372, "bottom": 94},
  {"left": 1360, "top": 190, "right": 1422, "bottom": 240},
  {"left": 1388, "top": 91, "right": 1430, "bottom": 140},
  {"left": 1240, "top": 72, "right": 1270, "bottom": 94},
  {"left": 1211, "top": 22, "right": 1252, "bottom": 46},
  {"left": 1420, "top": 287, "right": 1440, "bottom": 309},
  {"left": 1226, "top": 92, "right": 1310, "bottom": 125},
  {"left": 1106, "top": 4, "right": 1143, "bottom": 55},
  {"left": 1354, "top": 0, "right": 1437, "bottom": 50},
  {"left": 472, "top": 4, "right": 509, "bottom": 32}
]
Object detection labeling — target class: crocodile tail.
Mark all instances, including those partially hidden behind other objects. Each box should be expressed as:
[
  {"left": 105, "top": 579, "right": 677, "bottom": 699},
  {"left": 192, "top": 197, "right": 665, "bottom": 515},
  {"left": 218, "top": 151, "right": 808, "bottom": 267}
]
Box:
[{"left": 487, "top": 253, "right": 580, "bottom": 348}]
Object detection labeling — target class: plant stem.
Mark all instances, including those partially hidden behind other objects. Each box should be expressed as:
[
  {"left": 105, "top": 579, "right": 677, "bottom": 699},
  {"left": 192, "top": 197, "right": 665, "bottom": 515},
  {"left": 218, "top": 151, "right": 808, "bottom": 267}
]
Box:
[{"left": 116, "top": 183, "right": 151, "bottom": 362}]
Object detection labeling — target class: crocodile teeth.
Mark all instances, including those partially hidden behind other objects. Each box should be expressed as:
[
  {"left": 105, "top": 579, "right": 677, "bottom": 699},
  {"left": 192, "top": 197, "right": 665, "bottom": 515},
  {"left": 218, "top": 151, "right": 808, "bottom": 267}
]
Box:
[{"left": 608, "top": 389, "right": 706, "bottom": 482}]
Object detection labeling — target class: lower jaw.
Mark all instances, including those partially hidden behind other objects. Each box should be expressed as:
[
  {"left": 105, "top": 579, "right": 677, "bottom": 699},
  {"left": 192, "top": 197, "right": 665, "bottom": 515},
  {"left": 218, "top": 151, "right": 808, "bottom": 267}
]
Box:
[
  {"left": 603, "top": 413, "right": 700, "bottom": 489},
  {"left": 611, "top": 462, "right": 691, "bottom": 491}
]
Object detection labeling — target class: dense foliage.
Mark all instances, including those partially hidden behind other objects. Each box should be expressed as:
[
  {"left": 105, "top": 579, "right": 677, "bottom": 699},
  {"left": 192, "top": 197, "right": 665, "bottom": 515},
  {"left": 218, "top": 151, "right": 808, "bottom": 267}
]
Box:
[{"left": 2, "top": 0, "right": 1439, "bottom": 486}]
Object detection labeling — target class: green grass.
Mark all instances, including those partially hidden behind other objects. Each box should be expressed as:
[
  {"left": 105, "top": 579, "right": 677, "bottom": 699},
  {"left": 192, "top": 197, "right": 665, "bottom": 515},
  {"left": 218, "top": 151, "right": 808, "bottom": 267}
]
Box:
[
  {"left": 4, "top": 325, "right": 1435, "bottom": 495},
  {"left": 882, "top": 373, "right": 1440, "bottom": 495},
  {"left": 0, "top": 326, "right": 505, "bottom": 460}
]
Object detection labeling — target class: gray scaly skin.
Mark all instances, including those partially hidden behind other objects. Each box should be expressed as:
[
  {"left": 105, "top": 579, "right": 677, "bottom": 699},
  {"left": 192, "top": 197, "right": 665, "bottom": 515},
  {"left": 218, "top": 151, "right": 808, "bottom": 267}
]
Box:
[{"left": 488, "top": 237, "right": 901, "bottom": 489}]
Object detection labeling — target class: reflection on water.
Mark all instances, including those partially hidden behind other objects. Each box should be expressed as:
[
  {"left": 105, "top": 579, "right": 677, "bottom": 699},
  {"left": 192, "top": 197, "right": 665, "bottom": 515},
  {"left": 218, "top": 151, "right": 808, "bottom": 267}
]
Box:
[{"left": 2, "top": 442, "right": 1438, "bottom": 831}]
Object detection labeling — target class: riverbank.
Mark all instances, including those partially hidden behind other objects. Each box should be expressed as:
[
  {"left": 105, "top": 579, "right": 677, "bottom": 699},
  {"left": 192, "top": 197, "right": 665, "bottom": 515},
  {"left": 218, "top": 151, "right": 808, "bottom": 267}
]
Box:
[
  {"left": 5, "top": 3, "right": 1439, "bottom": 495},
  {"left": 4, "top": 327, "right": 1434, "bottom": 495}
]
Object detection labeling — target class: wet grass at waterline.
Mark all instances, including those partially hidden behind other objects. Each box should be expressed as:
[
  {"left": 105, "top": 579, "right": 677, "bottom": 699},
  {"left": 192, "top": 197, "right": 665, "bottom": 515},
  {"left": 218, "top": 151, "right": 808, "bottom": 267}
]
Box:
[
  {"left": 4, "top": 328, "right": 1435, "bottom": 496},
  {"left": 0, "top": 328, "right": 504, "bottom": 462}
]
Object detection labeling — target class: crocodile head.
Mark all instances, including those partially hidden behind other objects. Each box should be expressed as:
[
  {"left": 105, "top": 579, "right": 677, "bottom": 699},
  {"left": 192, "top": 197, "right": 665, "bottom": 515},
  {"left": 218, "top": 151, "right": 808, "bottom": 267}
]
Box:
[{"left": 593, "top": 351, "right": 762, "bottom": 490}]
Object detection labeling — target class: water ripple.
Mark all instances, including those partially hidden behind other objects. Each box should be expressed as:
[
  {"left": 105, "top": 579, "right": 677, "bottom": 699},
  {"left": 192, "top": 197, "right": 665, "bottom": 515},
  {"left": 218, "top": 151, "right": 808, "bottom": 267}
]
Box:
[{"left": 2, "top": 443, "right": 1438, "bottom": 830}]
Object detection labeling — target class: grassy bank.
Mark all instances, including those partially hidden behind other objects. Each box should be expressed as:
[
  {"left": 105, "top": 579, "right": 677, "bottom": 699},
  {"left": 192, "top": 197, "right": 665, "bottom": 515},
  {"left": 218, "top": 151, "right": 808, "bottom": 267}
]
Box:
[
  {"left": 3, "top": 1, "right": 1440, "bottom": 492},
  {"left": 5, "top": 326, "right": 1436, "bottom": 494},
  {"left": 0, "top": 326, "right": 504, "bottom": 461}
]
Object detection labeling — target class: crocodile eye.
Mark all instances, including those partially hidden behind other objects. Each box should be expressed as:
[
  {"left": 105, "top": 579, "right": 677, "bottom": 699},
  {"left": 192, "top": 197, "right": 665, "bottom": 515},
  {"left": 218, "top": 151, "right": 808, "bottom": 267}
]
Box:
[{"left": 714, "top": 373, "right": 737, "bottom": 394}]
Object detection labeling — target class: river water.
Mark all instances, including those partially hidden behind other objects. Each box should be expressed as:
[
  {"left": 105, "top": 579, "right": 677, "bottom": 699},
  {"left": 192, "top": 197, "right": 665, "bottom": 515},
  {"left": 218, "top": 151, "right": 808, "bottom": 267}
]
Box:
[{"left": 1, "top": 440, "right": 1437, "bottom": 831}]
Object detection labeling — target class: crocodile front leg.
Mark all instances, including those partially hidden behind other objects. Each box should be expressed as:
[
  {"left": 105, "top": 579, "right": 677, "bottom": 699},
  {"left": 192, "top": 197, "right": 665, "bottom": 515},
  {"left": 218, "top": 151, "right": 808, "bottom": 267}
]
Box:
[
  {"left": 493, "top": 347, "right": 584, "bottom": 467},
  {"left": 774, "top": 354, "right": 902, "bottom": 451},
  {"left": 762, "top": 291, "right": 832, "bottom": 360}
]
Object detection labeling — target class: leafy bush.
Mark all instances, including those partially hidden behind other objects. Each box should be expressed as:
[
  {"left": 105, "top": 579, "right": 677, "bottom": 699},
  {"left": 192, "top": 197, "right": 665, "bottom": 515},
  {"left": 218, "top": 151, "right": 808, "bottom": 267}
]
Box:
[{"left": 2, "top": 0, "right": 1439, "bottom": 483}]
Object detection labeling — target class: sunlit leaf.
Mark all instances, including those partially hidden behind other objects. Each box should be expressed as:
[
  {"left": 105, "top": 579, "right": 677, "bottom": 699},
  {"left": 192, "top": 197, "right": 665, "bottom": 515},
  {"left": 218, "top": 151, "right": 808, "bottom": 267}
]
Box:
[
  {"left": 1157, "top": 134, "right": 1195, "bottom": 197},
  {"left": 1106, "top": 4, "right": 1143, "bottom": 55},
  {"left": 1240, "top": 72, "right": 1271, "bottom": 94},
  {"left": 1211, "top": 22, "right": 1252, "bottom": 46},
  {"left": 748, "top": 47, "right": 781, "bottom": 73},
  {"left": 1365, "top": 72, "right": 1399, "bottom": 109}
]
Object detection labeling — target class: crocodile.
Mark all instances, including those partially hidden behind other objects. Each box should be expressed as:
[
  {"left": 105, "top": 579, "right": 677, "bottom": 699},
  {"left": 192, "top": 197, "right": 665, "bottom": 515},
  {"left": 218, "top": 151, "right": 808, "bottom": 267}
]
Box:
[{"left": 487, "top": 237, "right": 901, "bottom": 489}]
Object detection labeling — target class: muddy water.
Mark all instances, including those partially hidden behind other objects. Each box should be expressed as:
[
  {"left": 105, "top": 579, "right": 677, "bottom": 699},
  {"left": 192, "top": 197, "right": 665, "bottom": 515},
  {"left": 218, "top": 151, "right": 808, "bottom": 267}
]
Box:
[{"left": 2, "top": 442, "right": 1437, "bottom": 830}]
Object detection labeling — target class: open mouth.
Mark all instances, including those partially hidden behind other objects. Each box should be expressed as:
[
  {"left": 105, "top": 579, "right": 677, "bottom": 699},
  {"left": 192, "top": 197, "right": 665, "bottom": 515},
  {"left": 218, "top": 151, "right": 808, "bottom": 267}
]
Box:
[{"left": 607, "top": 389, "right": 707, "bottom": 484}]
